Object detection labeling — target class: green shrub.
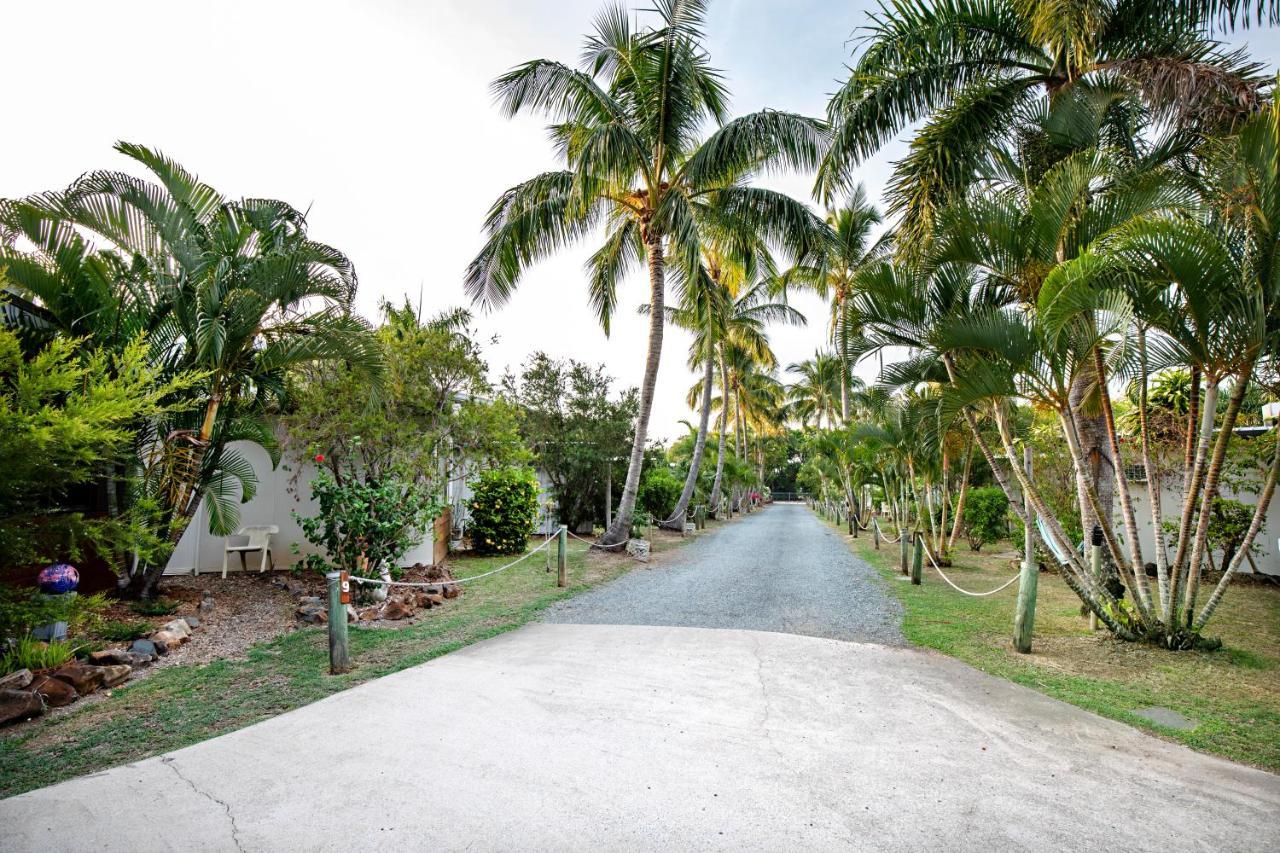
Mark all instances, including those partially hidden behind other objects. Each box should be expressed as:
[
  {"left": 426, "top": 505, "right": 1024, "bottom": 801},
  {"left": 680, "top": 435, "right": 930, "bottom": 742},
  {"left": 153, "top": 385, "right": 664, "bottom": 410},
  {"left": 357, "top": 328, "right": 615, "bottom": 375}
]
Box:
[
  {"left": 294, "top": 470, "right": 443, "bottom": 578},
  {"left": 98, "top": 619, "right": 151, "bottom": 642},
  {"left": 0, "top": 636, "right": 77, "bottom": 675},
  {"left": 963, "top": 486, "right": 1010, "bottom": 551},
  {"left": 468, "top": 467, "right": 540, "bottom": 556},
  {"left": 130, "top": 598, "right": 178, "bottom": 617},
  {"left": 637, "top": 467, "right": 682, "bottom": 522},
  {"left": 0, "top": 587, "right": 108, "bottom": 641}
]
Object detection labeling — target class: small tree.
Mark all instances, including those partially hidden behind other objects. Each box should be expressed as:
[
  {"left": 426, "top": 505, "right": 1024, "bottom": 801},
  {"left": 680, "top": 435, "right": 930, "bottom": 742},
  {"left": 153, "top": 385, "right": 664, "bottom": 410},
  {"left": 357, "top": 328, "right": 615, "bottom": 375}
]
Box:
[
  {"left": 638, "top": 467, "right": 683, "bottom": 522},
  {"left": 468, "top": 468, "right": 540, "bottom": 556},
  {"left": 963, "top": 487, "right": 1009, "bottom": 552}
]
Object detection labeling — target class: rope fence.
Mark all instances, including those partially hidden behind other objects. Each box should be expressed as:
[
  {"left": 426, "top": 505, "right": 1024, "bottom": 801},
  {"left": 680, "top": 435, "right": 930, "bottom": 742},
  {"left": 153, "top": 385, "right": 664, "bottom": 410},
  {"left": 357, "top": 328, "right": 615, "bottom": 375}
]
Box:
[
  {"left": 873, "top": 518, "right": 903, "bottom": 544},
  {"left": 920, "top": 538, "right": 1020, "bottom": 597},
  {"left": 347, "top": 536, "right": 556, "bottom": 588}
]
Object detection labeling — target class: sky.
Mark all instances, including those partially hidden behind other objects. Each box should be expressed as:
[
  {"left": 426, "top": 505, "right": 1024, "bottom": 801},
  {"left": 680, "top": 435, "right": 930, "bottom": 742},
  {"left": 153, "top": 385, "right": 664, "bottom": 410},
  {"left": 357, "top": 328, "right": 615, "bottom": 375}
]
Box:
[{"left": 5, "top": 0, "right": 1278, "bottom": 441}]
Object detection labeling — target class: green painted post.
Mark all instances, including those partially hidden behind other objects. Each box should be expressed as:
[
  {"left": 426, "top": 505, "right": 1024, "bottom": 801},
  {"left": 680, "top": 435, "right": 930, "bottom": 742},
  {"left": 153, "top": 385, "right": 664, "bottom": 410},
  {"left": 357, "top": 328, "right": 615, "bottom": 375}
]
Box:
[
  {"left": 557, "top": 525, "right": 568, "bottom": 588},
  {"left": 1013, "top": 446, "right": 1039, "bottom": 653},
  {"left": 899, "top": 528, "right": 909, "bottom": 575},
  {"left": 326, "top": 571, "right": 351, "bottom": 674},
  {"left": 911, "top": 531, "right": 924, "bottom": 585}
]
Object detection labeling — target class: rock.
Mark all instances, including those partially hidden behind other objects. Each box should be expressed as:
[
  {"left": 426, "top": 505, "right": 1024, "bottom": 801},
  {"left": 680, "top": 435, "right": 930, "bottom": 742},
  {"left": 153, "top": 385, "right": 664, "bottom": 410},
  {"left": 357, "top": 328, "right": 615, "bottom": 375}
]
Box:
[
  {"left": 30, "top": 675, "right": 77, "bottom": 707},
  {"left": 379, "top": 598, "right": 415, "bottom": 621},
  {"left": 51, "top": 662, "right": 105, "bottom": 696},
  {"left": 0, "top": 689, "right": 44, "bottom": 725},
  {"left": 426, "top": 593, "right": 445, "bottom": 606},
  {"left": 441, "top": 583, "right": 461, "bottom": 600},
  {"left": 284, "top": 579, "right": 308, "bottom": 596},
  {"left": 150, "top": 629, "right": 185, "bottom": 650},
  {"left": 683, "top": 523, "right": 697, "bottom": 535},
  {"left": 0, "top": 669, "right": 33, "bottom": 691},
  {"left": 160, "top": 619, "right": 191, "bottom": 640},
  {"left": 98, "top": 665, "right": 131, "bottom": 688},
  {"left": 182, "top": 615, "right": 200, "bottom": 630},
  {"left": 89, "top": 649, "right": 133, "bottom": 666},
  {"left": 130, "top": 639, "right": 158, "bottom": 659},
  {"left": 410, "top": 591, "right": 432, "bottom": 609},
  {"left": 198, "top": 595, "right": 215, "bottom": 613},
  {"left": 626, "top": 538, "right": 651, "bottom": 560},
  {"left": 296, "top": 598, "right": 327, "bottom": 624},
  {"left": 346, "top": 604, "right": 358, "bottom": 623}
]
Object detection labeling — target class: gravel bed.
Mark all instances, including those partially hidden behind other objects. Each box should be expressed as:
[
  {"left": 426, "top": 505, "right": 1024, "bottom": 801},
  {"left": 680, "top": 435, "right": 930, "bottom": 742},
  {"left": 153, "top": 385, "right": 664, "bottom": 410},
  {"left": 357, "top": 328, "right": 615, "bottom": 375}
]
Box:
[{"left": 544, "top": 503, "right": 905, "bottom": 645}]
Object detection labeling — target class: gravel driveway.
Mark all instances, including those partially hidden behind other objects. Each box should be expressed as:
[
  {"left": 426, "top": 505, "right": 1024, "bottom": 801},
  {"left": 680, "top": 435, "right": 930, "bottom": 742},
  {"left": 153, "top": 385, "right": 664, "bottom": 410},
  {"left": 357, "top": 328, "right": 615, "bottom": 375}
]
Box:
[{"left": 545, "top": 502, "right": 904, "bottom": 645}]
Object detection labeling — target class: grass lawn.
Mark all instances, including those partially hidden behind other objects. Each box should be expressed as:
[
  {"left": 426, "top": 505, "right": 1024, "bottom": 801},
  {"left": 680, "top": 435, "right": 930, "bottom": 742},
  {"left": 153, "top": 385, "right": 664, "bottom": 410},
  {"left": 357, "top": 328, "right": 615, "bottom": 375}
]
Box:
[
  {"left": 0, "top": 522, "right": 711, "bottom": 798},
  {"left": 835, "top": 516, "right": 1280, "bottom": 772}
]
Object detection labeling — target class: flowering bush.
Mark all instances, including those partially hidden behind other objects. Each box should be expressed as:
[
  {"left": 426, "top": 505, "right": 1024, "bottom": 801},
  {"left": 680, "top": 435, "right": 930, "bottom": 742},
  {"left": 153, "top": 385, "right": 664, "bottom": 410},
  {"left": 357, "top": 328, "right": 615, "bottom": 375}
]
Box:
[
  {"left": 468, "top": 467, "right": 540, "bottom": 556},
  {"left": 294, "top": 470, "right": 442, "bottom": 577}
]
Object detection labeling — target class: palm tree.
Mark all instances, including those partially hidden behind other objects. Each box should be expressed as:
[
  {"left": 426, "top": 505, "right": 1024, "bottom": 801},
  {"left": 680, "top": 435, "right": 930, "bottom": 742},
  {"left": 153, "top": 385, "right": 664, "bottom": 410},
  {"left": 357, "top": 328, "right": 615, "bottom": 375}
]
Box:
[
  {"left": 819, "top": 0, "right": 1273, "bottom": 244},
  {"left": 10, "top": 142, "right": 381, "bottom": 597},
  {"left": 465, "top": 0, "right": 828, "bottom": 545},
  {"left": 781, "top": 186, "right": 887, "bottom": 420},
  {"left": 786, "top": 350, "right": 846, "bottom": 429},
  {"left": 665, "top": 264, "right": 804, "bottom": 527}
]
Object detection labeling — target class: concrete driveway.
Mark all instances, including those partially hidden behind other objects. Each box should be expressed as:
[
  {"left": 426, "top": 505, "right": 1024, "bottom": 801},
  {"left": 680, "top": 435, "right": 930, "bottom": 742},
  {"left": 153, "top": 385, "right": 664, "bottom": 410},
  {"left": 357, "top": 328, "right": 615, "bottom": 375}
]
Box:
[{"left": 3, "top": 622, "right": 1278, "bottom": 852}]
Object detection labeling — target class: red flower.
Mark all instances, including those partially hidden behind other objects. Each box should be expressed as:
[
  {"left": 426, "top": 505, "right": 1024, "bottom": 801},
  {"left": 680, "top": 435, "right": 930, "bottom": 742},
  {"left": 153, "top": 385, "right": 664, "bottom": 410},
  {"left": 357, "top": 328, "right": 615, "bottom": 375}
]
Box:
[{"left": 315, "top": 453, "right": 326, "bottom": 463}]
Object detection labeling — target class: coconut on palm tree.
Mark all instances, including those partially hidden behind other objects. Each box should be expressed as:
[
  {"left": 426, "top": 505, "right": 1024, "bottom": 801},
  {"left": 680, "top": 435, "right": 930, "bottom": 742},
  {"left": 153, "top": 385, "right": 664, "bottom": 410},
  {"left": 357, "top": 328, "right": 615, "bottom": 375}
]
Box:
[{"left": 466, "top": 0, "right": 828, "bottom": 544}]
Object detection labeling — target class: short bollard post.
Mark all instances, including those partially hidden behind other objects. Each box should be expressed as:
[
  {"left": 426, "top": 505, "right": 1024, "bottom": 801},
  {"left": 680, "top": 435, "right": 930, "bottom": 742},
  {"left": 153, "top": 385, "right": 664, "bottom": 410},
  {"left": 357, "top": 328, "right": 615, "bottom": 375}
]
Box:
[
  {"left": 911, "top": 532, "right": 924, "bottom": 585},
  {"left": 899, "top": 529, "right": 909, "bottom": 575},
  {"left": 557, "top": 524, "right": 568, "bottom": 588},
  {"left": 873, "top": 519, "right": 880, "bottom": 550},
  {"left": 326, "top": 571, "right": 351, "bottom": 674}
]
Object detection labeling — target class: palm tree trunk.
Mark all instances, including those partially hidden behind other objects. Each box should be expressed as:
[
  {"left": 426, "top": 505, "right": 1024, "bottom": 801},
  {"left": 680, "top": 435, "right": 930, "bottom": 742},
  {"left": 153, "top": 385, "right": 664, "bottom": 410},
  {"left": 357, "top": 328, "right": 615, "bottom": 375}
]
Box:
[
  {"left": 601, "top": 237, "right": 665, "bottom": 545},
  {"left": 663, "top": 350, "right": 715, "bottom": 529},
  {"left": 947, "top": 437, "right": 973, "bottom": 552},
  {"left": 1169, "top": 377, "right": 1219, "bottom": 629},
  {"left": 708, "top": 348, "right": 729, "bottom": 515},
  {"left": 1137, "top": 326, "right": 1172, "bottom": 621}
]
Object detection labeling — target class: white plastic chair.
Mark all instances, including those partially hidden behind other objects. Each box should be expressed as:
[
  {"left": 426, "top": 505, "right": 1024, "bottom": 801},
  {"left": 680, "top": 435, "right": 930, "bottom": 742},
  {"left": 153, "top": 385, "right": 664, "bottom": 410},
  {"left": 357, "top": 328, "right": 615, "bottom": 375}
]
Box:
[{"left": 222, "top": 525, "right": 279, "bottom": 577}]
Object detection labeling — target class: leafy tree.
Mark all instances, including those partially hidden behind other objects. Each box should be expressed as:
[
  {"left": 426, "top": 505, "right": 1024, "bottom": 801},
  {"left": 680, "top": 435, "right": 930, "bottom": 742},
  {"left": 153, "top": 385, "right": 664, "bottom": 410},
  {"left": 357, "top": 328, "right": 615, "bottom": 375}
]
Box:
[
  {"left": 466, "top": 0, "right": 828, "bottom": 545},
  {"left": 963, "top": 487, "right": 1010, "bottom": 551},
  {"left": 638, "top": 467, "right": 683, "bottom": 521},
  {"left": 507, "top": 353, "right": 636, "bottom": 532},
  {"left": 0, "top": 326, "right": 197, "bottom": 570}
]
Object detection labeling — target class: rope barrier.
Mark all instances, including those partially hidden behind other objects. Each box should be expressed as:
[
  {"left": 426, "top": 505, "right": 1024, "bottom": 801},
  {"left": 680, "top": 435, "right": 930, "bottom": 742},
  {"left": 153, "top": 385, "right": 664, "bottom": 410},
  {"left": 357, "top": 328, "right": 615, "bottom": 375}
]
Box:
[
  {"left": 348, "top": 537, "right": 555, "bottom": 588},
  {"left": 920, "top": 539, "right": 1020, "bottom": 597},
  {"left": 873, "top": 518, "right": 903, "bottom": 543},
  {"left": 564, "top": 529, "right": 629, "bottom": 551}
]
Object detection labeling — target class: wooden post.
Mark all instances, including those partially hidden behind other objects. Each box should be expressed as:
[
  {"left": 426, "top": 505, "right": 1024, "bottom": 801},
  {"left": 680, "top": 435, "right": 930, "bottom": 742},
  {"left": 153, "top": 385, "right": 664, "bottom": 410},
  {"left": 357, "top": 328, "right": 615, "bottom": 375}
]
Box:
[
  {"left": 911, "top": 531, "right": 924, "bottom": 585},
  {"left": 1089, "top": 525, "right": 1102, "bottom": 631},
  {"left": 873, "top": 518, "right": 880, "bottom": 550},
  {"left": 899, "top": 528, "right": 910, "bottom": 575},
  {"left": 1013, "top": 446, "right": 1039, "bottom": 654},
  {"left": 326, "top": 571, "right": 351, "bottom": 674},
  {"left": 557, "top": 525, "right": 568, "bottom": 587},
  {"left": 850, "top": 503, "right": 857, "bottom": 538}
]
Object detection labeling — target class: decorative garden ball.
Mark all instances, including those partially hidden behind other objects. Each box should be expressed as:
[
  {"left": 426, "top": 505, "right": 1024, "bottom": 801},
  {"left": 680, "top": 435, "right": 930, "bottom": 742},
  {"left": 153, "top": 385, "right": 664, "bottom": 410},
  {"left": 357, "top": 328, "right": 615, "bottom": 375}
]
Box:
[{"left": 38, "top": 563, "right": 79, "bottom": 594}]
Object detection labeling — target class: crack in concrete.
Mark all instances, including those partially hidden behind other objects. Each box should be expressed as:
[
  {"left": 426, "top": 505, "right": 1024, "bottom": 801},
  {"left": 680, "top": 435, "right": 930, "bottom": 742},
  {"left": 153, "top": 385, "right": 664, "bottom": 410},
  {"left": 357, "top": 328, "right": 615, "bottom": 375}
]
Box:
[{"left": 162, "top": 756, "right": 245, "bottom": 852}]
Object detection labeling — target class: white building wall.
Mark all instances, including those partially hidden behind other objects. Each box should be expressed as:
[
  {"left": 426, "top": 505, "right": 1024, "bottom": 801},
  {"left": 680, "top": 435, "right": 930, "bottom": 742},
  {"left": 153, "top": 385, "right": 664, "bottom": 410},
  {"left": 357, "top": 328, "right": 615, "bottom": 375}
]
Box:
[
  {"left": 1128, "top": 481, "right": 1280, "bottom": 576},
  {"left": 164, "top": 442, "right": 558, "bottom": 575}
]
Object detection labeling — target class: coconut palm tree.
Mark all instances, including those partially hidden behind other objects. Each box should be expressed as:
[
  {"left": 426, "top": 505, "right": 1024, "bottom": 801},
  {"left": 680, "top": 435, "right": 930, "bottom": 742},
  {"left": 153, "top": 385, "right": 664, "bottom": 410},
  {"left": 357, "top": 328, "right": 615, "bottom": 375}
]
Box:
[
  {"left": 466, "top": 0, "right": 828, "bottom": 545},
  {"left": 781, "top": 186, "right": 887, "bottom": 420},
  {"left": 665, "top": 265, "right": 805, "bottom": 527},
  {"left": 786, "top": 350, "right": 846, "bottom": 429},
  {"left": 10, "top": 142, "right": 381, "bottom": 597},
  {"left": 819, "top": 0, "right": 1273, "bottom": 244}
]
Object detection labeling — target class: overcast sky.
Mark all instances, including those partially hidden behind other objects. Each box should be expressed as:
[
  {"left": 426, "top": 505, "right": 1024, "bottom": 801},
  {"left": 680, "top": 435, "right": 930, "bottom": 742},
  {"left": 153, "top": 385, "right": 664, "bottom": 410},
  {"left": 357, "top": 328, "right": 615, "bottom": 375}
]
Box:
[{"left": 6, "top": 1, "right": 1278, "bottom": 441}]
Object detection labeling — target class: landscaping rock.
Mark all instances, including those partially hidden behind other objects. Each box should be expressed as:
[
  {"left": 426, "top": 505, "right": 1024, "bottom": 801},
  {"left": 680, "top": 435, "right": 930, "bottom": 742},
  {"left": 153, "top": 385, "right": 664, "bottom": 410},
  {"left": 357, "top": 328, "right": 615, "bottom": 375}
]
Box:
[
  {"left": 161, "top": 619, "right": 191, "bottom": 640},
  {"left": 426, "top": 593, "right": 445, "bottom": 606},
  {"left": 297, "top": 597, "right": 328, "bottom": 624},
  {"left": 442, "top": 583, "right": 461, "bottom": 600},
  {"left": 182, "top": 615, "right": 201, "bottom": 629},
  {"left": 0, "top": 669, "right": 33, "bottom": 691},
  {"left": 0, "top": 689, "right": 44, "bottom": 725},
  {"left": 380, "top": 598, "right": 415, "bottom": 621},
  {"left": 98, "top": 664, "right": 132, "bottom": 688},
  {"left": 130, "top": 639, "right": 158, "bottom": 659},
  {"left": 198, "top": 595, "right": 215, "bottom": 613},
  {"left": 626, "top": 538, "right": 651, "bottom": 560},
  {"left": 51, "top": 662, "right": 105, "bottom": 696},
  {"left": 150, "top": 629, "right": 185, "bottom": 650},
  {"left": 30, "top": 675, "right": 77, "bottom": 707},
  {"left": 89, "top": 649, "right": 133, "bottom": 666}
]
